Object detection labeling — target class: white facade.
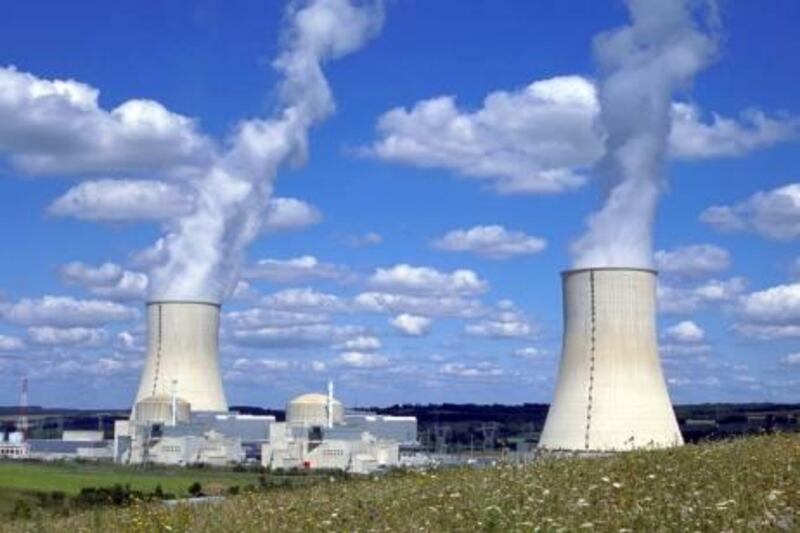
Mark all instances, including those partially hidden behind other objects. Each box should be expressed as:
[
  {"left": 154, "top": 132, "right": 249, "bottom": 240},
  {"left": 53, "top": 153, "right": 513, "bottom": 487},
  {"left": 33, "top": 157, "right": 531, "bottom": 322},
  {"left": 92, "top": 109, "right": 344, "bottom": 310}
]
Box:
[
  {"left": 539, "top": 268, "right": 683, "bottom": 452},
  {"left": 134, "top": 301, "right": 227, "bottom": 412},
  {"left": 62, "top": 430, "right": 104, "bottom": 442},
  {"left": 261, "top": 422, "right": 401, "bottom": 474}
]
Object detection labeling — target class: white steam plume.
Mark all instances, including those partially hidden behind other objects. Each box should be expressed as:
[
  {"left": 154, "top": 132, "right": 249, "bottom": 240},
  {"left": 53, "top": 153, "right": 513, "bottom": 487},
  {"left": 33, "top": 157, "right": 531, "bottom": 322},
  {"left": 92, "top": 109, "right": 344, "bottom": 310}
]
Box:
[
  {"left": 149, "top": 0, "right": 384, "bottom": 301},
  {"left": 571, "top": 0, "right": 718, "bottom": 268}
]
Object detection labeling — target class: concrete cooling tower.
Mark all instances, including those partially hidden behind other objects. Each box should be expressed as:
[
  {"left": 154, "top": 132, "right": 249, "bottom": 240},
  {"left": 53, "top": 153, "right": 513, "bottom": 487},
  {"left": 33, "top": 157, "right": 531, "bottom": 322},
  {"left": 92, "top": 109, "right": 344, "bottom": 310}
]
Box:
[
  {"left": 539, "top": 268, "right": 683, "bottom": 452},
  {"left": 134, "top": 301, "right": 228, "bottom": 413}
]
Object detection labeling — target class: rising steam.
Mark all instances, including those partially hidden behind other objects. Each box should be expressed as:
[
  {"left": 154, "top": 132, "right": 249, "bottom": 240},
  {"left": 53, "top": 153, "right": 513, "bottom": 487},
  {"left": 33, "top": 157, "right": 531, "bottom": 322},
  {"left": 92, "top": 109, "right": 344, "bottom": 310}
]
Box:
[
  {"left": 571, "top": 0, "right": 718, "bottom": 268},
  {"left": 149, "top": 0, "right": 384, "bottom": 302}
]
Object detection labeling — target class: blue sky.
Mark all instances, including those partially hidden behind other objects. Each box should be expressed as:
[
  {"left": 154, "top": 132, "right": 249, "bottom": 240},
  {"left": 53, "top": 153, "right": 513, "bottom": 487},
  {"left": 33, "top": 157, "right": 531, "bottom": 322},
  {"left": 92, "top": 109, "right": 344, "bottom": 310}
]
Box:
[{"left": 0, "top": 0, "right": 798, "bottom": 408}]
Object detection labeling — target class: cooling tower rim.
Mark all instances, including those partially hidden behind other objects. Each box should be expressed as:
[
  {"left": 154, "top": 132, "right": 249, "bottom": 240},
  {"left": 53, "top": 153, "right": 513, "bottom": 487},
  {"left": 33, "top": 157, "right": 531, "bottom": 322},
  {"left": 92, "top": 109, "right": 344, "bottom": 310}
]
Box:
[
  {"left": 562, "top": 267, "right": 657, "bottom": 276},
  {"left": 146, "top": 299, "right": 221, "bottom": 308}
]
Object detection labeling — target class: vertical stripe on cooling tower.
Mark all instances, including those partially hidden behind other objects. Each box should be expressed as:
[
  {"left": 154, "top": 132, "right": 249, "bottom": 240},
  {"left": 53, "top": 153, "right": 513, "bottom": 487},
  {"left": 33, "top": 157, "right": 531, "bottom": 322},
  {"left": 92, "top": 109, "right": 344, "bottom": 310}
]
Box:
[
  {"left": 151, "top": 304, "right": 163, "bottom": 396},
  {"left": 584, "top": 271, "right": 597, "bottom": 450}
]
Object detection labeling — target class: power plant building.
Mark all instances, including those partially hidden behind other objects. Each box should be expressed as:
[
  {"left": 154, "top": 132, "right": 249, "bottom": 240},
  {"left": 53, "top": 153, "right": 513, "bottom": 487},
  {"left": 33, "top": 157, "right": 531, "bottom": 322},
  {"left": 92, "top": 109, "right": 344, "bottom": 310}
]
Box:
[
  {"left": 262, "top": 389, "right": 418, "bottom": 473},
  {"left": 539, "top": 268, "right": 683, "bottom": 452},
  {"left": 114, "top": 299, "right": 419, "bottom": 471}
]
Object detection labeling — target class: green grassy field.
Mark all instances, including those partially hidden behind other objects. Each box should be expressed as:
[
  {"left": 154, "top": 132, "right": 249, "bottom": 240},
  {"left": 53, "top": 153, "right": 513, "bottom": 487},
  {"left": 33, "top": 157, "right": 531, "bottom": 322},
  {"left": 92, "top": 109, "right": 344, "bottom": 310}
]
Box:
[
  {"left": 0, "top": 460, "right": 270, "bottom": 516},
  {"left": 6, "top": 433, "right": 800, "bottom": 531}
]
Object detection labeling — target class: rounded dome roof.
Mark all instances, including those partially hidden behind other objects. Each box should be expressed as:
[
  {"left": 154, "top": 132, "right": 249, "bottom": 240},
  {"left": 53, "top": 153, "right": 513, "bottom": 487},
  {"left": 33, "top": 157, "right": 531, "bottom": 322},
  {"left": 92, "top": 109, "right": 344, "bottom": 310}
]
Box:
[{"left": 289, "top": 393, "right": 341, "bottom": 405}]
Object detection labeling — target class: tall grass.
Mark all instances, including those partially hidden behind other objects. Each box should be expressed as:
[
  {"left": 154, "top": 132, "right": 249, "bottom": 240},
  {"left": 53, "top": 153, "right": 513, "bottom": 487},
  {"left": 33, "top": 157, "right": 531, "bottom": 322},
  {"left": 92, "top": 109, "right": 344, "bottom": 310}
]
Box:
[{"left": 9, "top": 433, "right": 799, "bottom": 532}]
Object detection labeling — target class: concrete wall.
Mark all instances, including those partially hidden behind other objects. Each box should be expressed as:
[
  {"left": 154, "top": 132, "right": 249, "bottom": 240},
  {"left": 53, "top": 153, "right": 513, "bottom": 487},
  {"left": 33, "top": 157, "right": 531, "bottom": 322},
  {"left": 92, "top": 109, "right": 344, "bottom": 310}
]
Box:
[
  {"left": 539, "top": 268, "right": 683, "bottom": 451},
  {"left": 135, "top": 301, "right": 227, "bottom": 412}
]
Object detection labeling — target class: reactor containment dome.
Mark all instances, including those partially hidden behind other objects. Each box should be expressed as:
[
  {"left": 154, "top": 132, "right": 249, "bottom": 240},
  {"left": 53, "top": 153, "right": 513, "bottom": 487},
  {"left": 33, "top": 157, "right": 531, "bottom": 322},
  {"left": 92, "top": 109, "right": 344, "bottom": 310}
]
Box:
[
  {"left": 287, "top": 392, "right": 344, "bottom": 428},
  {"left": 538, "top": 268, "right": 683, "bottom": 452},
  {"left": 134, "top": 301, "right": 228, "bottom": 413}
]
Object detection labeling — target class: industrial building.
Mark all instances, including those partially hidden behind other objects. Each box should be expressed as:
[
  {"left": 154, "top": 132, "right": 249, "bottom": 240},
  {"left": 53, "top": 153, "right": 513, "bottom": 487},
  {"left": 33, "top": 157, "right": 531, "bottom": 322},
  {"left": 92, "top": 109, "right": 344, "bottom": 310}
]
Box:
[
  {"left": 117, "top": 301, "right": 419, "bottom": 471},
  {"left": 115, "top": 382, "right": 417, "bottom": 473},
  {"left": 262, "top": 385, "right": 418, "bottom": 473},
  {"left": 1, "top": 429, "right": 113, "bottom": 461},
  {"left": 539, "top": 268, "right": 683, "bottom": 452}
]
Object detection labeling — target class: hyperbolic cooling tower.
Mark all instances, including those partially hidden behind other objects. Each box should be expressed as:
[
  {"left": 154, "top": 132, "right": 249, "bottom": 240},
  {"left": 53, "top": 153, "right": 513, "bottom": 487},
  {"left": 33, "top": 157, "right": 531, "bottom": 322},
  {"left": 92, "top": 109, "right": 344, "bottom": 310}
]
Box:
[
  {"left": 538, "top": 268, "right": 683, "bottom": 451},
  {"left": 134, "top": 301, "right": 228, "bottom": 413}
]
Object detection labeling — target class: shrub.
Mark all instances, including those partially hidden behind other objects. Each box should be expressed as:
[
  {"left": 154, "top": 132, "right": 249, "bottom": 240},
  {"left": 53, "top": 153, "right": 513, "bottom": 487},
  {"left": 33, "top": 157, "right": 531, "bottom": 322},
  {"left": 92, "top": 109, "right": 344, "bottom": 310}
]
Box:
[{"left": 187, "top": 482, "right": 203, "bottom": 498}]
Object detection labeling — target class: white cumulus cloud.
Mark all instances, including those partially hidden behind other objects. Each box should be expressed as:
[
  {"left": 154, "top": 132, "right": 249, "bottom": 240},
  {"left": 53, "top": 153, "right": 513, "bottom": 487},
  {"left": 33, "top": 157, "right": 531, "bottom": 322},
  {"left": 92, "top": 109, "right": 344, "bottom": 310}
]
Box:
[
  {"left": 49, "top": 180, "right": 193, "bottom": 221},
  {"left": 439, "top": 362, "right": 503, "bottom": 378},
  {"left": 368, "top": 264, "right": 488, "bottom": 295},
  {"left": 263, "top": 197, "right": 322, "bottom": 232},
  {"left": 366, "top": 75, "right": 601, "bottom": 194},
  {"left": 335, "top": 351, "right": 390, "bottom": 369},
  {"left": 244, "top": 256, "right": 350, "bottom": 283},
  {"left": 389, "top": 313, "right": 432, "bottom": 336},
  {"left": 0, "top": 66, "right": 212, "bottom": 175},
  {"left": 669, "top": 103, "right": 799, "bottom": 159},
  {"left": 658, "top": 278, "right": 746, "bottom": 314},
  {"left": 701, "top": 183, "right": 800, "bottom": 241},
  {"left": 663, "top": 321, "right": 705, "bottom": 343},
  {"left": 336, "top": 335, "right": 382, "bottom": 351},
  {"left": 432, "top": 225, "right": 546, "bottom": 259},
  {"left": 59, "top": 261, "right": 148, "bottom": 301},
  {"left": 0, "top": 296, "right": 137, "bottom": 327},
  {"left": 654, "top": 244, "right": 730, "bottom": 279},
  {"left": 0, "top": 335, "right": 25, "bottom": 351},
  {"left": 465, "top": 300, "right": 535, "bottom": 339},
  {"left": 27, "top": 326, "right": 107, "bottom": 347},
  {"left": 366, "top": 74, "right": 797, "bottom": 195}
]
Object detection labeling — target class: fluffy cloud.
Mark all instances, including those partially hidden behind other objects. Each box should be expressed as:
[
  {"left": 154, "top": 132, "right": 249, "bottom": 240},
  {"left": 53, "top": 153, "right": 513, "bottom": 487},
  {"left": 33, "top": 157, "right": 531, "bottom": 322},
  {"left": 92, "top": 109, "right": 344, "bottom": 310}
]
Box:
[
  {"left": 261, "top": 288, "right": 347, "bottom": 312},
  {"left": 465, "top": 300, "right": 535, "bottom": 339},
  {"left": 366, "top": 74, "right": 796, "bottom": 195},
  {"left": 439, "top": 361, "right": 503, "bottom": 378},
  {"left": 389, "top": 313, "right": 432, "bottom": 336},
  {"left": 701, "top": 183, "right": 800, "bottom": 241},
  {"left": 732, "top": 282, "right": 800, "bottom": 340},
  {"left": 50, "top": 177, "right": 320, "bottom": 233},
  {"left": 432, "top": 225, "right": 546, "bottom": 259},
  {"left": 669, "top": 103, "right": 799, "bottom": 159},
  {"left": 61, "top": 262, "right": 122, "bottom": 285},
  {"left": 780, "top": 353, "right": 800, "bottom": 366},
  {"left": 244, "top": 256, "right": 350, "bottom": 284},
  {"left": 49, "top": 180, "right": 193, "bottom": 221},
  {"left": 732, "top": 324, "right": 800, "bottom": 341},
  {"left": 658, "top": 278, "right": 746, "bottom": 314},
  {"left": 231, "top": 357, "right": 292, "bottom": 372},
  {"left": 0, "top": 335, "right": 24, "bottom": 351},
  {"left": 225, "top": 308, "right": 328, "bottom": 329},
  {"left": 354, "top": 291, "right": 484, "bottom": 318},
  {"left": 230, "top": 324, "right": 364, "bottom": 348},
  {"left": 366, "top": 75, "right": 601, "bottom": 194},
  {"left": 368, "top": 264, "right": 488, "bottom": 295},
  {"left": 663, "top": 321, "right": 705, "bottom": 343},
  {"left": 0, "top": 296, "right": 137, "bottom": 327},
  {"left": 335, "top": 351, "right": 390, "bottom": 369},
  {"left": 660, "top": 344, "right": 712, "bottom": 357},
  {"left": 60, "top": 261, "right": 148, "bottom": 301},
  {"left": 262, "top": 198, "right": 322, "bottom": 232},
  {"left": 654, "top": 244, "right": 730, "bottom": 279},
  {"left": 116, "top": 330, "right": 145, "bottom": 353},
  {"left": 27, "top": 326, "right": 107, "bottom": 347},
  {"left": 336, "top": 335, "right": 381, "bottom": 351},
  {"left": 0, "top": 66, "right": 212, "bottom": 175},
  {"left": 738, "top": 283, "right": 800, "bottom": 324},
  {"left": 512, "top": 347, "right": 547, "bottom": 359}
]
